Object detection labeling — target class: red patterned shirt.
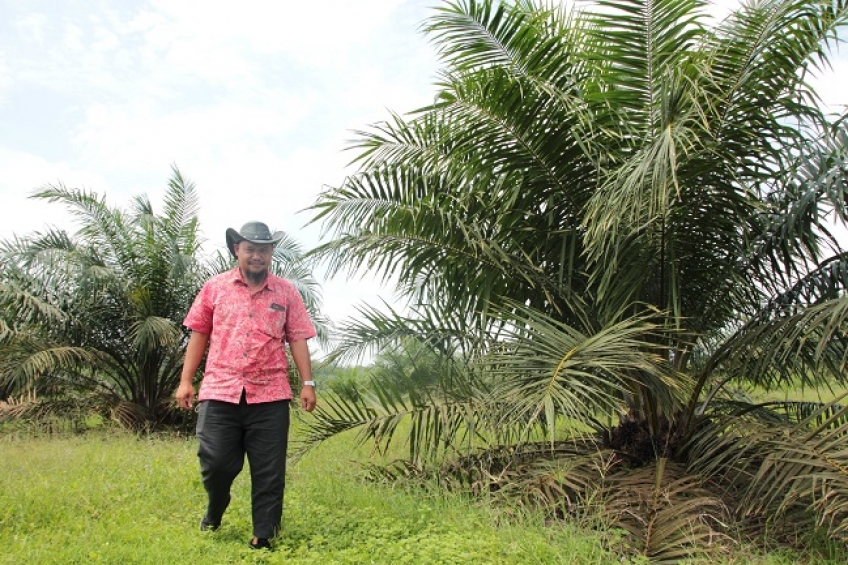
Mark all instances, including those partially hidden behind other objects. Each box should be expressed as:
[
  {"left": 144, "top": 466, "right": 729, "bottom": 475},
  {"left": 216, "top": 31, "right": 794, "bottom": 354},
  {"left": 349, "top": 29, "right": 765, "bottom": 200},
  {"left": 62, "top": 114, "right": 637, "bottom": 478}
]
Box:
[{"left": 183, "top": 268, "right": 316, "bottom": 404}]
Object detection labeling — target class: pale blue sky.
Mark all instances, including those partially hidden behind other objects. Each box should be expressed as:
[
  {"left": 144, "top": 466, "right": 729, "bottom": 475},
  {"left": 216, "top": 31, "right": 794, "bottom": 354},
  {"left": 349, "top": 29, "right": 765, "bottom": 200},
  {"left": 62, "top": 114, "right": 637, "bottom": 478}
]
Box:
[{"left": 1, "top": 0, "right": 846, "bottom": 329}]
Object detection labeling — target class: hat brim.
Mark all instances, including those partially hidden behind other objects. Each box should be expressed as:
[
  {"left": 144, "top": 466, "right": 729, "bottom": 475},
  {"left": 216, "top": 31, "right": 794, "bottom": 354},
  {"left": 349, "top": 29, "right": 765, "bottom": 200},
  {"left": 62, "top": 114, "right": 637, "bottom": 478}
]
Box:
[{"left": 226, "top": 228, "right": 284, "bottom": 258}]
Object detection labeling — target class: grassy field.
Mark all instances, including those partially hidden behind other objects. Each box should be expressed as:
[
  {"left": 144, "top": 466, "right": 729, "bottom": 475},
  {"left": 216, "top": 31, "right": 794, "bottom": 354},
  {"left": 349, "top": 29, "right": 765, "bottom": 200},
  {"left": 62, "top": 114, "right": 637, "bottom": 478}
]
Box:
[{"left": 0, "top": 420, "right": 839, "bottom": 564}]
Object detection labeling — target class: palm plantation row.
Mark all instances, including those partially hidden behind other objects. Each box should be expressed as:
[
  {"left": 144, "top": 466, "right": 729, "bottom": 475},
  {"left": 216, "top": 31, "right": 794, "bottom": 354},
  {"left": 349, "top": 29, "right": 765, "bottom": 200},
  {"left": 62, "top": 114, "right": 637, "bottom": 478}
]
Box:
[{"left": 2, "top": 0, "right": 847, "bottom": 561}]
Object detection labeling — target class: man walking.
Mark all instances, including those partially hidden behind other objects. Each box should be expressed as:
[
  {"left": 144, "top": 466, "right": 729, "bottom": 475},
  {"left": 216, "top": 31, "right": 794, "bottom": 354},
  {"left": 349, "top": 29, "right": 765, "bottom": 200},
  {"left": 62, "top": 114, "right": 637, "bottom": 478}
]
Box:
[{"left": 175, "top": 221, "right": 317, "bottom": 550}]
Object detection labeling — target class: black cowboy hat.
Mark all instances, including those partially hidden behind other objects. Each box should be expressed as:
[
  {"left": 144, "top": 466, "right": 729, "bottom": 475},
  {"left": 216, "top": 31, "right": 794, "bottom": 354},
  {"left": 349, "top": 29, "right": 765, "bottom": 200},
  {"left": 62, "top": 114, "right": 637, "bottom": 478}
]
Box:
[{"left": 225, "top": 221, "right": 284, "bottom": 257}]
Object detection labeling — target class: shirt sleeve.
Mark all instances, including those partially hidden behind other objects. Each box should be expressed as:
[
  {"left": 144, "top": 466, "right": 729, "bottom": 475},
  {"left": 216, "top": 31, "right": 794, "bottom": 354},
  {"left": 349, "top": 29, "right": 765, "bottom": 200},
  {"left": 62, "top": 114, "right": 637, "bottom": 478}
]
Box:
[
  {"left": 184, "top": 282, "right": 214, "bottom": 334},
  {"left": 284, "top": 286, "right": 317, "bottom": 343}
]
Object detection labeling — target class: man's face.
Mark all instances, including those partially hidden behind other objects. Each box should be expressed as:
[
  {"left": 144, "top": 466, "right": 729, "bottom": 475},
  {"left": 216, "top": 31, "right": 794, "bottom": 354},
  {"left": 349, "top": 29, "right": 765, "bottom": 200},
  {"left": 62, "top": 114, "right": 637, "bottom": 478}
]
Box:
[{"left": 234, "top": 241, "right": 274, "bottom": 281}]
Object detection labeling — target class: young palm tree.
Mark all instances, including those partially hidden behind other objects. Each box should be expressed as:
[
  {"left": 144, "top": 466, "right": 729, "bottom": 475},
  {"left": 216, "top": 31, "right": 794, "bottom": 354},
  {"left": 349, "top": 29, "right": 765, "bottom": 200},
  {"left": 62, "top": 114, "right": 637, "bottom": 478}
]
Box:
[
  {"left": 0, "top": 166, "right": 329, "bottom": 429},
  {"left": 305, "top": 0, "right": 848, "bottom": 557},
  {"left": 0, "top": 167, "right": 206, "bottom": 428}
]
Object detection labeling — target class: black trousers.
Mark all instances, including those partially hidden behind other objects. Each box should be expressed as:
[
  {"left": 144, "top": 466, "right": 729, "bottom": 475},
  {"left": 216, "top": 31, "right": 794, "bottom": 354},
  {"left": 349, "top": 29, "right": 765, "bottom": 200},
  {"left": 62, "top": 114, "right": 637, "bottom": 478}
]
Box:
[{"left": 196, "top": 394, "right": 290, "bottom": 539}]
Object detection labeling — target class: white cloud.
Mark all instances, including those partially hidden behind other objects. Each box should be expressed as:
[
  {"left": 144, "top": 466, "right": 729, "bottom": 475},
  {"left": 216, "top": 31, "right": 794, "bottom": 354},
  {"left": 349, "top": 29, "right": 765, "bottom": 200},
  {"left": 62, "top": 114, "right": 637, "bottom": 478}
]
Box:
[
  {"left": 814, "top": 56, "right": 848, "bottom": 114},
  {"left": 72, "top": 96, "right": 310, "bottom": 169},
  {"left": 0, "top": 149, "right": 110, "bottom": 237},
  {"left": 13, "top": 12, "right": 47, "bottom": 44},
  {"left": 0, "top": 51, "right": 9, "bottom": 104},
  {"left": 145, "top": 0, "right": 406, "bottom": 65}
]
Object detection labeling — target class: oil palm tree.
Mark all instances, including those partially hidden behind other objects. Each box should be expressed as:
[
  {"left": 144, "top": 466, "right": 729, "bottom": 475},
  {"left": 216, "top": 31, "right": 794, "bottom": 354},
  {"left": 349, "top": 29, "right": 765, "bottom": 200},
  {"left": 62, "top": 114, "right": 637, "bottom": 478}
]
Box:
[
  {"left": 0, "top": 167, "right": 205, "bottom": 428},
  {"left": 305, "top": 0, "right": 848, "bottom": 559}
]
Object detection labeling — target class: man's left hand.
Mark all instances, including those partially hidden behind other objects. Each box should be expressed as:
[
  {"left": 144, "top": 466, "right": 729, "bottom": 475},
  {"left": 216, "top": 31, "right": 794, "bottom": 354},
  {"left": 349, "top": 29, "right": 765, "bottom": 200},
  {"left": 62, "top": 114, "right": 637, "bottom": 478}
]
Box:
[{"left": 300, "top": 385, "right": 316, "bottom": 412}]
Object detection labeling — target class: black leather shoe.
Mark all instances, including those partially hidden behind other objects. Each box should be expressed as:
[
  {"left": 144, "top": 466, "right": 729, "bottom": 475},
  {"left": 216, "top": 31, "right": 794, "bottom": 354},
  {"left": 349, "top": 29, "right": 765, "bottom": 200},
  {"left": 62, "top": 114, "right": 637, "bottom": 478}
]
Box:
[
  {"left": 249, "top": 537, "right": 271, "bottom": 550},
  {"left": 199, "top": 517, "right": 220, "bottom": 532}
]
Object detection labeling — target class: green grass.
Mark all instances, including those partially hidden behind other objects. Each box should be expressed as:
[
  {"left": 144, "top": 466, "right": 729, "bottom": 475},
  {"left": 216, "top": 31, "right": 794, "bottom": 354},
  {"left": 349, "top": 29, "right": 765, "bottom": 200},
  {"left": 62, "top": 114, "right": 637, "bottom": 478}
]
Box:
[
  {"left": 0, "top": 423, "right": 621, "bottom": 565},
  {"left": 0, "top": 420, "right": 841, "bottom": 564}
]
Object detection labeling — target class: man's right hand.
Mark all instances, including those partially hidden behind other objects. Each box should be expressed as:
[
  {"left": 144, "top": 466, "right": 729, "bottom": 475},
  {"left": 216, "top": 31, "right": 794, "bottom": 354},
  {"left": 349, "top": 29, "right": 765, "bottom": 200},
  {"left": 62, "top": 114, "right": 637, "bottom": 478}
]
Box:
[{"left": 175, "top": 382, "right": 195, "bottom": 410}]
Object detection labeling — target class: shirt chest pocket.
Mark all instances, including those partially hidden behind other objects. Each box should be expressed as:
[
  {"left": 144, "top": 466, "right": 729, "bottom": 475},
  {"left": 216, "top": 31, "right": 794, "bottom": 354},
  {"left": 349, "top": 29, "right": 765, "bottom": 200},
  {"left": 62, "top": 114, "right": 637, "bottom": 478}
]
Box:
[{"left": 258, "top": 303, "right": 286, "bottom": 339}]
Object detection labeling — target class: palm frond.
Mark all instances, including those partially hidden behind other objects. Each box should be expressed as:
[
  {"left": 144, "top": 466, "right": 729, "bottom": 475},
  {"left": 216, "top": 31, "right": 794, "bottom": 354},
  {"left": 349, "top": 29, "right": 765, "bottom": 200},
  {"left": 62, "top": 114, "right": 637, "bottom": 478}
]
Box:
[
  {"left": 295, "top": 383, "right": 490, "bottom": 465},
  {"left": 745, "top": 120, "right": 848, "bottom": 285},
  {"left": 688, "top": 396, "right": 848, "bottom": 542},
  {"left": 129, "top": 315, "right": 182, "bottom": 353},
  {"left": 425, "top": 0, "right": 559, "bottom": 76},
  {"left": 600, "top": 460, "right": 730, "bottom": 563},
  {"left": 704, "top": 296, "right": 848, "bottom": 393},
  {"left": 481, "top": 304, "right": 684, "bottom": 444}
]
